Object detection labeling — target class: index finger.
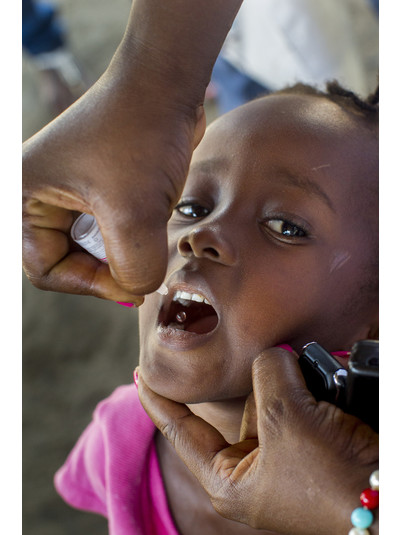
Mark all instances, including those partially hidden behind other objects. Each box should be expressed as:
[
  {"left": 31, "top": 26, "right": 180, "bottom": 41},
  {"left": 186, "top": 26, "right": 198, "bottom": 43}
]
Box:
[
  {"left": 137, "top": 374, "right": 260, "bottom": 494},
  {"left": 137, "top": 375, "right": 229, "bottom": 476},
  {"left": 22, "top": 201, "right": 145, "bottom": 304}
]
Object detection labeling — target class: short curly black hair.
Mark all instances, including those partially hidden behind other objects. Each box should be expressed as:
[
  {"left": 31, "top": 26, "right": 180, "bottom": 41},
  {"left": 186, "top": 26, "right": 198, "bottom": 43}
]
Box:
[{"left": 275, "top": 80, "right": 378, "bottom": 125}]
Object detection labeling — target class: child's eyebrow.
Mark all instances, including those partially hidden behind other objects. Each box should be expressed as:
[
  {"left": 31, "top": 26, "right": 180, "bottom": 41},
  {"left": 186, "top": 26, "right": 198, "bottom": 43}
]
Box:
[
  {"left": 189, "top": 157, "right": 229, "bottom": 176},
  {"left": 190, "top": 159, "right": 336, "bottom": 213},
  {"left": 275, "top": 168, "right": 336, "bottom": 213}
]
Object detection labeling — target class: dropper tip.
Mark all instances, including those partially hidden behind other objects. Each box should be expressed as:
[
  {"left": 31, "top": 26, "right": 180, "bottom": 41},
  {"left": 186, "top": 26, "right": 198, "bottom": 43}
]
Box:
[{"left": 156, "top": 283, "right": 168, "bottom": 296}]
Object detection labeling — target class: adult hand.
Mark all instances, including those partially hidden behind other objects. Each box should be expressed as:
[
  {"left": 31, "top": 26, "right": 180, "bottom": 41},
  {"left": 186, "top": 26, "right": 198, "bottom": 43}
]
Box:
[
  {"left": 22, "top": 0, "right": 242, "bottom": 304},
  {"left": 138, "top": 347, "right": 379, "bottom": 535}
]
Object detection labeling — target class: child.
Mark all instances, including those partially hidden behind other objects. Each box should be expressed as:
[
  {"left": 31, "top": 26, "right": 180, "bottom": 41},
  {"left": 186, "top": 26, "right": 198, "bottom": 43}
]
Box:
[{"left": 54, "top": 82, "right": 378, "bottom": 534}]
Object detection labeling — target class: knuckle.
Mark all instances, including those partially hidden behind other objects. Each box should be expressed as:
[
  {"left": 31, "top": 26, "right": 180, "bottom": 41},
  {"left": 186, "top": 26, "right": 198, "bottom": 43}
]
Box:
[
  {"left": 261, "top": 382, "right": 315, "bottom": 437},
  {"left": 210, "top": 451, "right": 246, "bottom": 484},
  {"left": 158, "top": 412, "right": 195, "bottom": 451},
  {"left": 24, "top": 274, "right": 46, "bottom": 291},
  {"left": 22, "top": 264, "right": 50, "bottom": 291},
  {"left": 159, "top": 420, "right": 179, "bottom": 446},
  {"left": 260, "top": 397, "right": 286, "bottom": 439}
]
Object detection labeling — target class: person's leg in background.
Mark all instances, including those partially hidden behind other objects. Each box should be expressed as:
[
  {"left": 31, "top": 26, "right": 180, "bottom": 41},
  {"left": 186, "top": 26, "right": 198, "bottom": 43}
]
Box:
[
  {"left": 22, "top": 0, "right": 88, "bottom": 115},
  {"left": 369, "top": 0, "right": 378, "bottom": 16},
  {"left": 211, "top": 55, "right": 270, "bottom": 114}
]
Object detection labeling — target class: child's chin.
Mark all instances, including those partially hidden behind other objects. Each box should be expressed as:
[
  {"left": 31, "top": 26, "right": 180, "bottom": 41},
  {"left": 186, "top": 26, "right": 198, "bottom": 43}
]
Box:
[
  {"left": 147, "top": 378, "right": 215, "bottom": 405},
  {"left": 153, "top": 384, "right": 207, "bottom": 405}
]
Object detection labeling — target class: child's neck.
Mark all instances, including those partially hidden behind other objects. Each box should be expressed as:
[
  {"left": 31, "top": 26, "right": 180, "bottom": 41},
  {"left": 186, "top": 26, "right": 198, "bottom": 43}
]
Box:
[
  {"left": 187, "top": 396, "right": 248, "bottom": 444},
  {"left": 155, "top": 397, "right": 278, "bottom": 535}
]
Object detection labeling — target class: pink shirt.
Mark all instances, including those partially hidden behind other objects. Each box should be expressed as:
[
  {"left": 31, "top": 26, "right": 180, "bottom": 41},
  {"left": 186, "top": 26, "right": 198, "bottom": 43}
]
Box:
[{"left": 54, "top": 385, "right": 180, "bottom": 535}]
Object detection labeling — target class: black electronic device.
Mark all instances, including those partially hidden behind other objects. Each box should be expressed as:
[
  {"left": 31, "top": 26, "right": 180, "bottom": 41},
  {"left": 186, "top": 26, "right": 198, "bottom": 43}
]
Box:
[{"left": 298, "top": 340, "right": 378, "bottom": 432}]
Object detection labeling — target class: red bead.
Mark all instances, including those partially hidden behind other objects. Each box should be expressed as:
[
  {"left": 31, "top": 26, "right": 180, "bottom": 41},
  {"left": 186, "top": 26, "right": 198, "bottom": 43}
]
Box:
[{"left": 360, "top": 488, "right": 379, "bottom": 510}]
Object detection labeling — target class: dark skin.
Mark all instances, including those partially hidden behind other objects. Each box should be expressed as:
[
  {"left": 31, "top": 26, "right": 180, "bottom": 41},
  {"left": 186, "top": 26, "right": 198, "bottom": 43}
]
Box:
[
  {"left": 22, "top": 0, "right": 242, "bottom": 304},
  {"left": 137, "top": 95, "right": 378, "bottom": 534},
  {"left": 22, "top": 1, "right": 379, "bottom": 529},
  {"left": 139, "top": 349, "right": 378, "bottom": 535},
  {"left": 138, "top": 95, "right": 378, "bottom": 403}
]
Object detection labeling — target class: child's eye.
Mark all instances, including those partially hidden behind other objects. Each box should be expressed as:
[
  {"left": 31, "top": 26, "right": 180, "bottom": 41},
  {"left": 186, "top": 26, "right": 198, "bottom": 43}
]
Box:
[
  {"left": 265, "top": 219, "right": 308, "bottom": 238},
  {"left": 175, "top": 203, "right": 210, "bottom": 219}
]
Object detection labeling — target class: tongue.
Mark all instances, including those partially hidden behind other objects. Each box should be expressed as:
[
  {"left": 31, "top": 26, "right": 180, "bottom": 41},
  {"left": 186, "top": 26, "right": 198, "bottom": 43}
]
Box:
[
  {"left": 185, "top": 314, "right": 218, "bottom": 334},
  {"left": 167, "top": 300, "right": 218, "bottom": 334}
]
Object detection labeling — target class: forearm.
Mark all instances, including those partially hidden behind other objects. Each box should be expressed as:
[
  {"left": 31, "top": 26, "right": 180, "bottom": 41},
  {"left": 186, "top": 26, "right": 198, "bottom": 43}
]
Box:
[{"left": 114, "top": 0, "right": 243, "bottom": 105}]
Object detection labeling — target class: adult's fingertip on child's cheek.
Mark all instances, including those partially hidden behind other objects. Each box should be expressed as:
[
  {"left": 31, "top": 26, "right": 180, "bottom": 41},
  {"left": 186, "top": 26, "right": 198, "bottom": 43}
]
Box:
[
  {"left": 253, "top": 346, "right": 299, "bottom": 374},
  {"left": 251, "top": 346, "right": 304, "bottom": 397}
]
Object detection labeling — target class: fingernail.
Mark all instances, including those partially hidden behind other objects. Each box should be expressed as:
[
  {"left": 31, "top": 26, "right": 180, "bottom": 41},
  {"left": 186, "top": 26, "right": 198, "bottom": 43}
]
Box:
[
  {"left": 133, "top": 367, "right": 140, "bottom": 388},
  {"left": 276, "top": 343, "right": 294, "bottom": 352}
]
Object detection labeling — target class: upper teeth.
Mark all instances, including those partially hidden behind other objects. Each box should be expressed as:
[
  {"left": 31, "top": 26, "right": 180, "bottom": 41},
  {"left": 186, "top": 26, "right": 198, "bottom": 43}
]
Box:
[{"left": 173, "top": 290, "right": 211, "bottom": 305}]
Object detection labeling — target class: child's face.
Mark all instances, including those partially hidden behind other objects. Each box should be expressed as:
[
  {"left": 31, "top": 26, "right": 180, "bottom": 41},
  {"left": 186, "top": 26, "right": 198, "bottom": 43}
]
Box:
[{"left": 139, "top": 94, "right": 378, "bottom": 403}]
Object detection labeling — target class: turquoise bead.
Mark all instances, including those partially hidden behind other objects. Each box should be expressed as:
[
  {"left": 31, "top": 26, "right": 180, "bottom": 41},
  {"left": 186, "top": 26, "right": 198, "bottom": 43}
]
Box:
[{"left": 351, "top": 507, "right": 374, "bottom": 529}]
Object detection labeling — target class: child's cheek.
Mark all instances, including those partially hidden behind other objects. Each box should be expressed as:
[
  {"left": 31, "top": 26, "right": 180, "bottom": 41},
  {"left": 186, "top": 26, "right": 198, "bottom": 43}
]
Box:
[
  {"left": 328, "top": 250, "right": 351, "bottom": 274},
  {"left": 138, "top": 294, "right": 158, "bottom": 334}
]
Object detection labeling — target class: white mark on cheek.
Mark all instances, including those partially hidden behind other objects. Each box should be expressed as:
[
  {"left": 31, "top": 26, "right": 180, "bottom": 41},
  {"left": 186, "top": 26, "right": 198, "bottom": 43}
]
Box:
[
  {"left": 329, "top": 251, "right": 351, "bottom": 273},
  {"left": 311, "top": 164, "right": 331, "bottom": 172}
]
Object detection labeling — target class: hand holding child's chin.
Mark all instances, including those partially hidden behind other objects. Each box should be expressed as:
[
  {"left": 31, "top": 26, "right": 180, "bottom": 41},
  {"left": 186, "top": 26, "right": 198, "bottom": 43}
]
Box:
[{"left": 138, "top": 347, "right": 378, "bottom": 535}]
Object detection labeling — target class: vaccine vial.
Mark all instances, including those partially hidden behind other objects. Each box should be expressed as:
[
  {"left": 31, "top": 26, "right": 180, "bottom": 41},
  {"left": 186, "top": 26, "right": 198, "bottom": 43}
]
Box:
[
  {"left": 71, "top": 213, "right": 107, "bottom": 262},
  {"left": 71, "top": 213, "right": 168, "bottom": 296}
]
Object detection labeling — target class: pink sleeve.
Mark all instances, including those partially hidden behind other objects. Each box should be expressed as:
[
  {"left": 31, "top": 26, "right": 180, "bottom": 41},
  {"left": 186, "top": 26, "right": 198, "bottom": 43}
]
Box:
[
  {"left": 54, "top": 385, "right": 179, "bottom": 534},
  {"left": 54, "top": 416, "right": 108, "bottom": 517}
]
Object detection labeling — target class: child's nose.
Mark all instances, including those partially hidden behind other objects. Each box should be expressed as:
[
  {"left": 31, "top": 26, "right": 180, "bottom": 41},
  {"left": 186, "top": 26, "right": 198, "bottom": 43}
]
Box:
[{"left": 177, "top": 224, "right": 236, "bottom": 266}]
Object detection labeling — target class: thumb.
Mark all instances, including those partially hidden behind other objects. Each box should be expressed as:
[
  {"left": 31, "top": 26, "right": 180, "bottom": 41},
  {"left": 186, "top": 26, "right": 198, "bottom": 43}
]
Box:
[
  {"left": 137, "top": 372, "right": 230, "bottom": 485},
  {"left": 95, "top": 202, "right": 170, "bottom": 296}
]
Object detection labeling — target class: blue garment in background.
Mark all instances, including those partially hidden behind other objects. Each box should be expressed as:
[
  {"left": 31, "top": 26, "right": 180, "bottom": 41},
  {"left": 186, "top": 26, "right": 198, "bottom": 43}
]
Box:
[
  {"left": 22, "top": 0, "right": 65, "bottom": 55},
  {"left": 211, "top": 56, "right": 270, "bottom": 114},
  {"left": 369, "top": 0, "right": 379, "bottom": 16}
]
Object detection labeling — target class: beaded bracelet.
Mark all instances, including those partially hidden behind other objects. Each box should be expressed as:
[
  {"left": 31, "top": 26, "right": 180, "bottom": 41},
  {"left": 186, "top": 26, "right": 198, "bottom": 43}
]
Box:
[{"left": 349, "top": 470, "right": 379, "bottom": 535}]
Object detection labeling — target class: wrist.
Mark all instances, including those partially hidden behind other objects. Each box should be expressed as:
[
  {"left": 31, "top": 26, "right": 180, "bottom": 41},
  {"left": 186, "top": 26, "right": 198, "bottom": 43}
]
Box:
[
  {"left": 305, "top": 461, "right": 378, "bottom": 535},
  {"left": 114, "top": 0, "right": 242, "bottom": 107},
  {"left": 348, "top": 470, "right": 379, "bottom": 535},
  {"left": 330, "top": 468, "right": 379, "bottom": 535}
]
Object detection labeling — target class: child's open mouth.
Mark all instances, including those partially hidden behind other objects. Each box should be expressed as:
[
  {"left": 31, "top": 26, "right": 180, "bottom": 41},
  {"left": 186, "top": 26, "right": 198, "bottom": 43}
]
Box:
[{"left": 160, "top": 290, "right": 218, "bottom": 335}]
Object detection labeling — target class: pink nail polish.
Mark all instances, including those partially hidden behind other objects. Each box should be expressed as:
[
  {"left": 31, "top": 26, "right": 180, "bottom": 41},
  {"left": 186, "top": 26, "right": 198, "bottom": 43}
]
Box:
[
  {"left": 331, "top": 350, "right": 351, "bottom": 358},
  {"left": 117, "top": 302, "right": 136, "bottom": 308},
  {"left": 276, "top": 343, "right": 294, "bottom": 352}
]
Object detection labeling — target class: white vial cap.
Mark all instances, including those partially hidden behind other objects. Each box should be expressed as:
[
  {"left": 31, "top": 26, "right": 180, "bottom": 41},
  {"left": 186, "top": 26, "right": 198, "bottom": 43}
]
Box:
[
  {"left": 70, "top": 213, "right": 97, "bottom": 241},
  {"left": 71, "top": 213, "right": 107, "bottom": 262}
]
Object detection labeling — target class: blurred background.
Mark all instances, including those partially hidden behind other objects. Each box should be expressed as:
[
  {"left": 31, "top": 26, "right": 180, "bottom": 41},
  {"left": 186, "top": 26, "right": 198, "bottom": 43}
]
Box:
[{"left": 22, "top": 0, "right": 378, "bottom": 534}]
